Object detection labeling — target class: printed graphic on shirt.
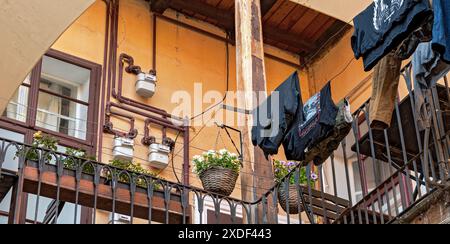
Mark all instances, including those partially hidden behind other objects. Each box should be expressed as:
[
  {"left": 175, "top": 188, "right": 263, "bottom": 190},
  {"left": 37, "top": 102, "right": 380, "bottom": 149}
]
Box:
[
  {"left": 373, "top": 0, "right": 405, "bottom": 31},
  {"left": 298, "top": 92, "right": 321, "bottom": 137}
]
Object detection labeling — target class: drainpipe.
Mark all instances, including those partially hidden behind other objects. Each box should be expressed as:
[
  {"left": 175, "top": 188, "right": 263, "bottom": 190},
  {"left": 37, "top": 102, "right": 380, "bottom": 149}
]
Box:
[
  {"left": 183, "top": 121, "right": 190, "bottom": 185},
  {"left": 98, "top": 0, "right": 112, "bottom": 162}
]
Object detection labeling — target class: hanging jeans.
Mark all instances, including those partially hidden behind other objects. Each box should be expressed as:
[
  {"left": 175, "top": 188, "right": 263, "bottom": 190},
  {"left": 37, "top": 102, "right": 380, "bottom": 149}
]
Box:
[
  {"left": 432, "top": 0, "right": 450, "bottom": 63},
  {"left": 411, "top": 42, "right": 450, "bottom": 130},
  {"left": 369, "top": 51, "right": 402, "bottom": 130}
]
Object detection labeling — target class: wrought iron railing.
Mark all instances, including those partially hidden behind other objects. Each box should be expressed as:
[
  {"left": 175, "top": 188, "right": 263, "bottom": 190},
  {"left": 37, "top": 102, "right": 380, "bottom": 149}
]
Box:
[{"left": 1, "top": 72, "right": 449, "bottom": 225}]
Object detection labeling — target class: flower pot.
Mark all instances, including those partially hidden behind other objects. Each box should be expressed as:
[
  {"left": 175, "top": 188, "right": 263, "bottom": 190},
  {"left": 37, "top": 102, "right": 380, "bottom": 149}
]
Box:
[
  {"left": 277, "top": 185, "right": 305, "bottom": 214},
  {"left": 199, "top": 167, "right": 239, "bottom": 196}
]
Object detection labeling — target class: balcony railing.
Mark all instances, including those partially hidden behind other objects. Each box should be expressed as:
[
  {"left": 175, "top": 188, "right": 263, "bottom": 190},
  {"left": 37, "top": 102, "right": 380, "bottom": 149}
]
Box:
[{"left": 1, "top": 69, "right": 449, "bottom": 224}]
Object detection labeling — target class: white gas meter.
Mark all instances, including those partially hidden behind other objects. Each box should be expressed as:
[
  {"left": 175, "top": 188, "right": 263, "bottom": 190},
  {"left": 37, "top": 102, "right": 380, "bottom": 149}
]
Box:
[
  {"left": 135, "top": 71, "right": 156, "bottom": 98},
  {"left": 113, "top": 137, "right": 134, "bottom": 161},
  {"left": 148, "top": 143, "right": 171, "bottom": 169},
  {"left": 110, "top": 213, "right": 131, "bottom": 224}
]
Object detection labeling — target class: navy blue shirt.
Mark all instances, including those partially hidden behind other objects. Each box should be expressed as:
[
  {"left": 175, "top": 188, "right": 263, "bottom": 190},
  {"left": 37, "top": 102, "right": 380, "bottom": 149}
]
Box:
[
  {"left": 282, "top": 82, "right": 338, "bottom": 161},
  {"left": 352, "top": 0, "right": 431, "bottom": 71},
  {"left": 352, "top": 0, "right": 418, "bottom": 59},
  {"left": 252, "top": 72, "right": 302, "bottom": 157}
]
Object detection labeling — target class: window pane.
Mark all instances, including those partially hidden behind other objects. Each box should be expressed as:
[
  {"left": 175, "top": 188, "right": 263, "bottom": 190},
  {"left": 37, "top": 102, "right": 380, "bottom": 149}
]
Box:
[
  {"left": 0, "top": 216, "right": 7, "bottom": 224},
  {"left": 26, "top": 195, "right": 81, "bottom": 224},
  {"left": 3, "top": 75, "right": 30, "bottom": 122},
  {"left": 41, "top": 56, "right": 91, "bottom": 103},
  {"left": 352, "top": 159, "right": 377, "bottom": 202},
  {"left": 36, "top": 92, "right": 88, "bottom": 140},
  {"left": 0, "top": 189, "right": 12, "bottom": 213}
]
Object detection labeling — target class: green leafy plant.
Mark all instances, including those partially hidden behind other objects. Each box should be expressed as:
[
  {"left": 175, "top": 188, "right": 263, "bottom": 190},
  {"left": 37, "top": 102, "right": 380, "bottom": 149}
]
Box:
[
  {"left": 192, "top": 149, "right": 241, "bottom": 175},
  {"left": 15, "top": 131, "right": 163, "bottom": 190},
  {"left": 273, "top": 160, "right": 318, "bottom": 187},
  {"left": 63, "top": 148, "right": 96, "bottom": 174},
  {"left": 108, "top": 159, "right": 163, "bottom": 190},
  {"left": 15, "top": 131, "right": 58, "bottom": 162}
]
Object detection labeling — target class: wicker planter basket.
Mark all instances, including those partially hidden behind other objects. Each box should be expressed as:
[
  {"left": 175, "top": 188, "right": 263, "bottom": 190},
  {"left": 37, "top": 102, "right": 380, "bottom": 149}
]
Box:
[
  {"left": 278, "top": 185, "right": 305, "bottom": 214},
  {"left": 199, "top": 167, "right": 239, "bottom": 196}
]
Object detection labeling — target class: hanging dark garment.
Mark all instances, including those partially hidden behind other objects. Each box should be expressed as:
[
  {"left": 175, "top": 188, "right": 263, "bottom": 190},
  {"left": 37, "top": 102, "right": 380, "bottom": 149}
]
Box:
[
  {"left": 303, "top": 99, "right": 353, "bottom": 166},
  {"left": 352, "top": 0, "right": 432, "bottom": 71},
  {"left": 251, "top": 71, "right": 302, "bottom": 157},
  {"left": 395, "top": 14, "right": 433, "bottom": 60},
  {"left": 282, "top": 82, "right": 338, "bottom": 162},
  {"left": 432, "top": 0, "right": 450, "bottom": 64},
  {"left": 411, "top": 42, "right": 450, "bottom": 130}
]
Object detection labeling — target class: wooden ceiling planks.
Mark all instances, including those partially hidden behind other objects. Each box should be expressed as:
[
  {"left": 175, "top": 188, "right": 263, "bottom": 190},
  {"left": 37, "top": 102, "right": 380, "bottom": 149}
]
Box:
[{"left": 152, "top": 0, "right": 350, "bottom": 56}]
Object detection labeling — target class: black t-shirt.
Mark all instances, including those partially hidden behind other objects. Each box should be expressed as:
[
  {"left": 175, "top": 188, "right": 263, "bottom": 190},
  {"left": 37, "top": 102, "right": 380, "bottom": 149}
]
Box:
[
  {"left": 251, "top": 71, "right": 302, "bottom": 156},
  {"left": 282, "top": 82, "right": 338, "bottom": 161},
  {"left": 352, "top": 0, "right": 431, "bottom": 71},
  {"left": 352, "top": 0, "right": 418, "bottom": 59}
]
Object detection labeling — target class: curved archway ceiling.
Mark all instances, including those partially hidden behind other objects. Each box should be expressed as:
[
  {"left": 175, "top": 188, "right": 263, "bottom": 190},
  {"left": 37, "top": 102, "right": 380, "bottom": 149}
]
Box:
[{"left": 0, "top": 0, "right": 95, "bottom": 114}]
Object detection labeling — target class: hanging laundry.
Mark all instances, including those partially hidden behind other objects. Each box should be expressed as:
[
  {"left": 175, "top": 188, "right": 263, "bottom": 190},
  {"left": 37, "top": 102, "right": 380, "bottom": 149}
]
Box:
[
  {"left": 432, "top": 0, "right": 450, "bottom": 64},
  {"left": 411, "top": 42, "right": 450, "bottom": 130},
  {"left": 352, "top": 0, "right": 432, "bottom": 71},
  {"left": 395, "top": 14, "right": 433, "bottom": 60},
  {"left": 282, "top": 82, "right": 338, "bottom": 162},
  {"left": 369, "top": 51, "right": 402, "bottom": 130},
  {"left": 303, "top": 99, "right": 353, "bottom": 166},
  {"left": 252, "top": 71, "right": 302, "bottom": 157}
]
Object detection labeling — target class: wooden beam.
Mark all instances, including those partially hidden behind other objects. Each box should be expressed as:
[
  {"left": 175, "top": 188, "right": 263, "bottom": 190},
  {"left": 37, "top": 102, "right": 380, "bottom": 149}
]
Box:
[
  {"left": 171, "top": 0, "right": 234, "bottom": 25},
  {"left": 260, "top": 0, "right": 278, "bottom": 17},
  {"left": 151, "top": 0, "right": 315, "bottom": 52},
  {"left": 264, "top": 25, "right": 316, "bottom": 51},
  {"left": 149, "top": 0, "right": 171, "bottom": 14},
  {"left": 235, "top": 0, "right": 274, "bottom": 222}
]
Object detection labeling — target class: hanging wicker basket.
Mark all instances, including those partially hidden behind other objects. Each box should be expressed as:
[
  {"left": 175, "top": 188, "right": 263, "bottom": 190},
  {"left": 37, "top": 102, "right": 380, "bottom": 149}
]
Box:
[
  {"left": 199, "top": 166, "right": 239, "bottom": 196},
  {"left": 277, "top": 185, "right": 305, "bottom": 214}
]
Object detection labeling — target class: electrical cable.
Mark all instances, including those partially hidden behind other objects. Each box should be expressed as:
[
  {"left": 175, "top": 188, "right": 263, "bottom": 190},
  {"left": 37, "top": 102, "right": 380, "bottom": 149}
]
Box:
[
  {"left": 327, "top": 57, "right": 356, "bottom": 82},
  {"left": 0, "top": 16, "right": 364, "bottom": 195},
  {"left": 3, "top": 108, "right": 285, "bottom": 172},
  {"left": 189, "top": 33, "right": 230, "bottom": 121},
  {"left": 303, "top": 18, "right": 355, "bottom": 66}
]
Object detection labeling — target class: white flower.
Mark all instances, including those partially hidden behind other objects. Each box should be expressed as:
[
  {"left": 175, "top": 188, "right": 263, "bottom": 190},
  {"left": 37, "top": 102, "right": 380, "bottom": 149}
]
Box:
[
  {"left": 193, "top": 155, "right": 202, "bottom": 161},
  {"left": 207, "top": 150, "right": 216, "bottom": 155},
  {"left": 230, "top": 153, "right": 238, "bottom": 158},
  {"left": 219, "top": 149, "right": 228, "bottom": 155}
]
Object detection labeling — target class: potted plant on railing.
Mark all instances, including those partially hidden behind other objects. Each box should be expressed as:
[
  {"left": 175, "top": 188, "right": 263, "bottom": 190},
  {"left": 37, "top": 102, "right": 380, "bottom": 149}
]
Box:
[
  {"left": 274, "top": 160, "right": 318, "bottom": 214},
  {"left": 192, "top": 149, "right": 241, "bottom": 196},
  {"left": 15, "top": 131, "right": 58, "bottom": 164},
  {"left": 64, "top": 148, "right": 96, "bottom": 175},
  {"left": 107, "top": 159, "right": 162, "bottom": 189}
]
